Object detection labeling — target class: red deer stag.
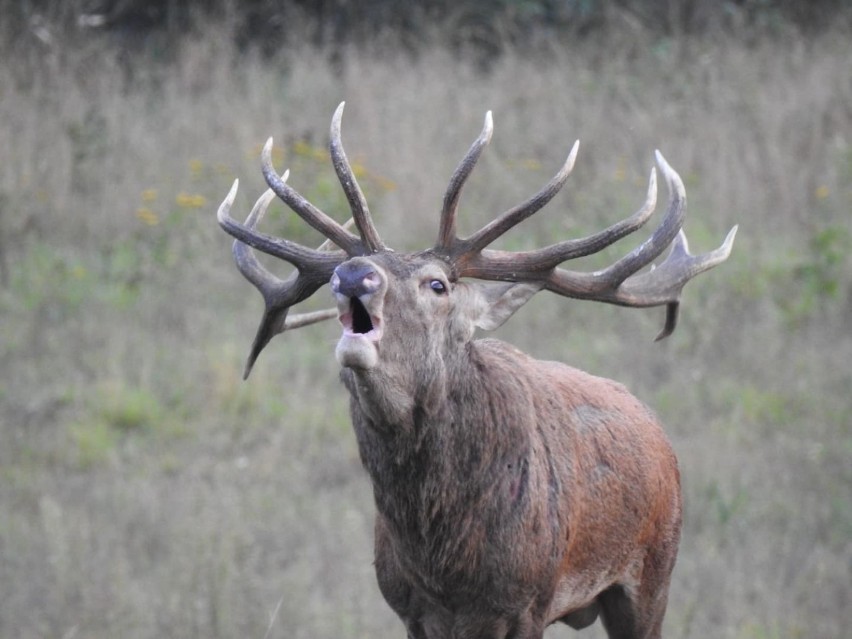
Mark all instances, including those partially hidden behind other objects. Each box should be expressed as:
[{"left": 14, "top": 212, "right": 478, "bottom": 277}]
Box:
[{"left": 217, "top": 103, "right": 737, "bottom": 639}]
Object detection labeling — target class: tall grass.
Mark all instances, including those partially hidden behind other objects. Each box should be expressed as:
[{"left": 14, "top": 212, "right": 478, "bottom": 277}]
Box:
[{"left": 1, "top": 22, "right": 850, "bottom": 638}]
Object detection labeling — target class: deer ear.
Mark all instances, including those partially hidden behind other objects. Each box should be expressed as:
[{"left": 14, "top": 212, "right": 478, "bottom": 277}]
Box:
[{"left": 468, "top": 281, "right": 544, "bottom": 331}]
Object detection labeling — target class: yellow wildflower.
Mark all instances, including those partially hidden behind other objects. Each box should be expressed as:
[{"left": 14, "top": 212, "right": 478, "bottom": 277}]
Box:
[
  {"left": 375, "top": 176, "right": 398, "bottom": 192},
  {"left": 135, "top": 207, "right": 159, "bottom": 226},
  {"left": 176, "top": 192, "right": 207, "bottom": 209},
  {"left": 293, "top": 140, "right": 312, "bottom": 157},
  {"left": 293, "top": 139, "right": 328, "bottom": 161}
]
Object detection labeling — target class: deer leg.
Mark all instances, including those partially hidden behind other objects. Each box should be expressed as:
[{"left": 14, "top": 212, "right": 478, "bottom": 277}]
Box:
[
  {"left": 558, "top": 600, "right": 601, "bottom": 630},
  {"left": 597, "top": 577, "right": 672, "bottom": 639},
  {"left": 597, "top": 585, "right": 639, "bottom": 639}
]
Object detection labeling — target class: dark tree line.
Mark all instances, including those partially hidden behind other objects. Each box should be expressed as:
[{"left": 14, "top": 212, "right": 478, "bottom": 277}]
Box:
[{"left": 4, "top": 0, "right": 850, "bottom": 56}]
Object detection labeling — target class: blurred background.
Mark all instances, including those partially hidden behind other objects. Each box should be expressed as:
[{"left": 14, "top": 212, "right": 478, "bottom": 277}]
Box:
[{"left": 1, "top": 1, "right": 850, "bottom": 637}]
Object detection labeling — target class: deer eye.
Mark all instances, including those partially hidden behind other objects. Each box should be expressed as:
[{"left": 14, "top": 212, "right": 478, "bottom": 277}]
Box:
[{"left": 429, "top": 279, "right": 447, "bottom": 295}]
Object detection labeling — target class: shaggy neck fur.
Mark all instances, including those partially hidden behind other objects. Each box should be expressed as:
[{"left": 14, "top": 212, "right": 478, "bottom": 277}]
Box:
[{"left": 341, "top": 338, "right": 563, "bottom": 602}]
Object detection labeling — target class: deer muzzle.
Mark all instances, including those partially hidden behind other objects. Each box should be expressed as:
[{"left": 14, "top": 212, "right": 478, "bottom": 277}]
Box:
[{"left": 331, "top": 259, "right": 386, "bottom": 369}]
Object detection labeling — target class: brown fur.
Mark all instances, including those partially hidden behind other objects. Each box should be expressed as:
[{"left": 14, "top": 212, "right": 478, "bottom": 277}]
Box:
[{"left": 338, "top": 252, "right": 681, "bottom": 639}]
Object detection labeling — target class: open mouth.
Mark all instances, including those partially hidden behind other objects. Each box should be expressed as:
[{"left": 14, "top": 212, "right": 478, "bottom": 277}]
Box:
[
  {"left": 330, "top": 259, "right": 386, "bottom": 369},
  {"left": 351, "top": 297, "right": 374, "bottom": 333},
  {"left": 339, "top": 296, "right": 382, "bottom": 340}
]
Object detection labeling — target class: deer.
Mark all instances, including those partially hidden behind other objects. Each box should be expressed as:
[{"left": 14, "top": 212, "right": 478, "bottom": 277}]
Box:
[{"left": 216, "top": 103, "right": 737, "bottom": 639}]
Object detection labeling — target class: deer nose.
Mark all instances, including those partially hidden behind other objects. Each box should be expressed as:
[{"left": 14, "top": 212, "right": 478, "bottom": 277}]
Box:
[{"left": 331, "top": 261, "right": 382, "bottom": 298}]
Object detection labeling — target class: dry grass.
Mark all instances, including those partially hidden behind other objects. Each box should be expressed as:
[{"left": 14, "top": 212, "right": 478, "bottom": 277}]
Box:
[{"left": 0, "top": 22, "right": 850, "bottom": 639}]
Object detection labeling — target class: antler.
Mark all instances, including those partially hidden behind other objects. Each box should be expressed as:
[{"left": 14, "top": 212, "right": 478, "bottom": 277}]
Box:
[
  {"left": 330, "top": 102, "right": 386, "bottom": 252},
  {"left": 217, "top": 178, "right": 343, "bottom": 378},
  {"left": 219, "top": 106, "right": 737, "bottom": 377},
  {"left": 217, "top": 103, "right": 387, "bottom": 377},
  {"left": 433, "top": 112, "right": 738, "bottom": 340}
]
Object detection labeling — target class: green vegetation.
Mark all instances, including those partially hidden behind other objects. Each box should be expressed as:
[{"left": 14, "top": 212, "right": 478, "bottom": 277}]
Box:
[{"left": 0, "top": 8, "right": 850, "bottom": 639}]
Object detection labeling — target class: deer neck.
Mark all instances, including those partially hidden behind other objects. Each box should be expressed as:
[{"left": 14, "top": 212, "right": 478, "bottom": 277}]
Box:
[
  {"left": 343, "top": 341, "right": 522, "bottom": 497},
  {"left": 340, "top": 345, "right": 459, "bottom": 444},
  {"left": 340, "top": 340, "right": 541, "bottom": 588}
]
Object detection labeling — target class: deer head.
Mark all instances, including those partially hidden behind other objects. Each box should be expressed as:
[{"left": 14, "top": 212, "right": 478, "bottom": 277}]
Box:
[{"left": 217, "top": 103, "right": 737, "bottom": 380}]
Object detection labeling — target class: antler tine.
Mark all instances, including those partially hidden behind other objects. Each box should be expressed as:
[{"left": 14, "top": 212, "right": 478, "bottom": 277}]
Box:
[
  {"left": 330, "top": 102, "right": 386, "bottom": 253},
  {"left": 459, "top": 167, "right": 658, "bottom": 278},
  {"left": 261, "top": 138, "right": 363, "bottom": 255},
  {"left": 604, "top": 151, "right": 685, "bottom": 284},
  {"left": 542, "top": 151, "right": 686, "bottom": 299},
  {"left": 514, "top": 165, "right": 658, "bottom": 268},
  {"left": 569, "top": 150, "right": 687, "bottom": 292},
  {"left": 317, "top": 217, "right": 356, "bottom": 252},
  {"left": 217, "top": 178, "right": 346, "bottom": 379},
  {"left": 436, "top": 111, "right": 494, "bottom": 251},
  {"left": 464, "top": 140, "right": 580, "bottom": 256},
  {"left": 282, "top": 307, "right": 339, "bottom": 329},
  {"left": 230, "top": 185, "right": 282, "bottom": 292},
  {"left": 218, "top": 178, "right": 344, "bottom": 271},
  {"left": 646, "top": 224, "right": 739, "bottom": 341}
]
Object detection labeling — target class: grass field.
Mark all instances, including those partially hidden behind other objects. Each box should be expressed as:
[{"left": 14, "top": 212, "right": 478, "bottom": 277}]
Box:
[{"left": 1, "top": 20, "right": 850, "bottom": 638}]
